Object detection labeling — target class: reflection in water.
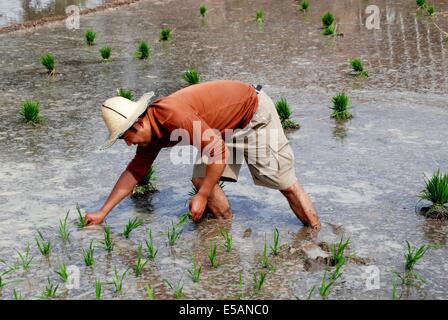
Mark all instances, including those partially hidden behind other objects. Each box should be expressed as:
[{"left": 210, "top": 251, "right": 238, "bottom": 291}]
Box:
[{"left": 332, "top": 120, "right": 349, "bottom": 141}]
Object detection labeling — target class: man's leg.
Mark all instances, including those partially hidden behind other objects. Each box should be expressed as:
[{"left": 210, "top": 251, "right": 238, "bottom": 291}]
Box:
[
  {"left": 280, "top": 180, "right": 321, "bottom": 230},
  {"left": 191, "top": 178, "right": 233, "bottom": 219}
]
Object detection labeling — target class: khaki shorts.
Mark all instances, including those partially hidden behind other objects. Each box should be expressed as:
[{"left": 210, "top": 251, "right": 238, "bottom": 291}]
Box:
[{"left": 192, "top": 89, "right": 297, "bottom": 190}]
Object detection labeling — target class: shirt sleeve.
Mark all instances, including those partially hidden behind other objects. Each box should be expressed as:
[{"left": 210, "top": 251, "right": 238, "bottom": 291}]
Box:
[{"left": 126, "top": 144, "right": 162, "bottom": 182}]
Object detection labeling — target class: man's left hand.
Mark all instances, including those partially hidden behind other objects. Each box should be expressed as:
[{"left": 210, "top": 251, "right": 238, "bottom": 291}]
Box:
[{"left": 190, "top": 193, "right": 207, "bottom": 222}]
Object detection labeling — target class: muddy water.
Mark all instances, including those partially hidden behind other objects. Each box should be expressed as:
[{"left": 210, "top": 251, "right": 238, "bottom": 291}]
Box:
[{"left": 0, "top": 0, "right": 447, "bottom": 300}]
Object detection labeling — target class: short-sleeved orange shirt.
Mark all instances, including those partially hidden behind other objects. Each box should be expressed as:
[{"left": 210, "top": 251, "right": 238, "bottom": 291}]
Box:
[{"left": 126, "top": 80, "right": 259, "bottom": 181}]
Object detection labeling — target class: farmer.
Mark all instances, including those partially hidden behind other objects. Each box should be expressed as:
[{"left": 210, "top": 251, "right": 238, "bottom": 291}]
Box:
[{"left": 85, "top": 80, "right": 320, "bottom": 230}]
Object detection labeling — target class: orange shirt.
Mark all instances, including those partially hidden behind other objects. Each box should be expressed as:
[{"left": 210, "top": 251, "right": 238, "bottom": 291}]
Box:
[{"left": 126, "top": 80, "right": 259, "bottom": 181}]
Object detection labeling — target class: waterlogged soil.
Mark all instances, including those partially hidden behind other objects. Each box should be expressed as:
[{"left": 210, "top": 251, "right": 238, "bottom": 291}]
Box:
[{"left": 0, "top": 0, "right": 448, "bottom": 300}]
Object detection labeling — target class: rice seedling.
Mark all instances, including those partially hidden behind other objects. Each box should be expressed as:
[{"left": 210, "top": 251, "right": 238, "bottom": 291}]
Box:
[
  {"left": 319, "top": 261, "right": 344, "bottom": 299},
  {"left": 350, "top": 58, "right": 369, "bottom": 77},
  {"left": 208, "top": 241, "right": 219, "bottom": 268},
  {"left": 237, "top": 271, "right": 245, "bottom": 299},
  {"left": 16, "top": 243, "right": 33, "bottom": 271},
  {"left": 85, "top": 29, "right": 96, "bottom": 46},
  {"left": 275, "top": 98, "right": 300, "bottom": 130},
  {"left": 56, "top": 262, "right": 69, "bottom": 283},
  {"left": 330, "top": 236, "right": 351, "bottom": 266},
  {"left": 99, "top": 46, "right": 111, "bottom": 62},
  {"left": 134, "top": 242, "right": 148, "bottom": 277},
  {"left": 269, "top": 227, "right": 280, "bottom": 256},
  {"left": 299, "top": 0, "right": 309, "bottom": 12},
  {"left": 416, "top": 0, "right": 426, "bottom": 8},
  {"left": 188, "top": 254, "right": 202, "bottom": 283},
  {"left": 20, "top": 100, "right": 42, "bottom": 124},
  {"left": 0, "top": 274, "right": 6, "bottom": 289},
  {"left": 182, "top": 68, "right": 200, "bottom": 86},
  {"left": 260, "top": 236, "right": 275, "bottom": 271},
  {"left": 220, "top": 229, "right": 233, "bottom": 252},
  {"left": 426, "top": 5, "right": 435, "bottom": 15},
  {"left": 13, "top": 288, "right": 22, "bottom": 300},
  {"left": 146, "top": 285, "right": 155, "bottom": 300},
  {"left": 199, "top": 3, "right": 208, "bottom": 17},
  {"left": 189, "top": 181, "right": 225, "bottom": 196},
  {"left": 35, "top": 231, "right": 51, "bottom": 257},
  {"left": 404, "top": 240, "right": 429, "bottom": 272},
  {"left": 95, "top": 279, "right": 102, "bottom": 300},
  {"left": 163, "top": 279, "right": 184, "bottom": 299},
  {"left": 82, "top": 241, "right": 95, "bottom": 266},
  {"left": 177, "top": 211, "right": 192, "bottom": 228},
  {"left": 76, "top": 204, "right": 87, "bottom": 228},
  {"left": 100, "top": 223, "right": 115, "bottom": 252},
  {"left": 134, "top": 41, "right": 151, "bottom": 60},
  {"left": 40, "top": 53, "right": 55, "bottom": 75},
  {"left": 253, "top": 271, "right": 266, "bottom": 291},
  {"left": 331, "top": 92, "right": 352, "bottom": 120},
  {"left": 122, "top": 217, "right": 144, "bottom": 239},
  {"left": 419, "top": 170, "right": 448, "bottom": 218},
  {"left": 159, "top": 28, "right": 172, "bottom": 41},
  {"left": 117, "top": 88, "right": 134, "bottom": 101},
  {"left": 58, "top": 210, "right": 71, "bottom": 240},
  {"left": 167, "top": 222, "right": 182, "bottom": 246},
  {"left": 323, "top": 24, "right": 336, "bottom": 36},
  {"left": 40, "top": 277, "right": 59, "bottom": 299},
  {"left": 255, "top": 9, "right": 264, "bottom": 23},
  {"left": 110, "top": 267, "right": 128, "bottom": 294},
  {"left": 392, "top": 277, "right": 399, "bottom": 300},
  {"left": 145, "top": 229, "right": 158, "bottom": 260},
  {"left": 306, "top": 286, "right": 316, "bottom": 300},
  {"left": 321, "top": 11, "right": 334, "bottom": 27},
  {"left": 132, "top": 166, "right": 157, "bottom": 194}
]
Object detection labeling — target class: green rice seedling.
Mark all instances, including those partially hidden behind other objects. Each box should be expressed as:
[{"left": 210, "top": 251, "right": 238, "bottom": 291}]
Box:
[
  {"left": 55, "top": 262, "right": 69, "bottom": 283},
  {"left": 13, "top": 288, "right": 22, "bottom": 300},
  {"left": 321, "top": 11, "right": 335, "bottom": 27},
  {"left": 323, "top": 24, "right": 336, "bottom": 36},
  {"left": 133, "top": 166, "right": 157, "bottom": 194},
  {"left": 163, "top": 279, "right": 184, "bottom": 299},
  {"left": 253, "top": 271, "right": 266, "bottom": 291},
  {"left": 110, "top": 267, "right": 128, "bottom": 294},
  {"left": 58, "top": 210, "right": 71, "bottom": 240},
  {"left": 167, "top": 222, "right": 182, "bottom": 246},
  {"left": 331, "top": 92, "right": 352, "bottom": 120},
  {"left": 16, "top": 243, "right": 33, "bottom": 271},
  {"left": 188, "top": 254, "right": 202, "bottom": 283},
  {"left": 122, "top": 217, "right": 144, "bottom": 239},
  {"left": 306, "top": 285, "right": 316, "bottom": 300},
  {"left": 199, "top": 3, "right": 208, "bottom": 17},
  {"left": 146, "top": 285, "right": 155, "bottom": 300},
  {"left": 100, "top": 223, "right": 115, "bottom": 252},
  {"left": 182, "top": 68, "right": 200, "bottom": 86},
  {"left": 35, "top": 231, "right": 51, "bottom": 257},
  {"left": 40, "top": 53, "right": 55, "bottom": 75},
  {"left": 159, "top": 28, "right": 172, "bottom": 41},
  {"left": 117, "top": 88, "right": 134, "bottom": 101},
  {"left": 392, "top": 278, "right": 399, "bottom": 300},
  {"left": 275, "top": 98, "right": 300, "bottom": 129},
  {"left": 260, "top": 236, "right": 275, "bottom": 271},
  {"left": 145, "top": 229, "right": 158, "bottom": 260},
  {"left": 99, "top": 46, "right": 111, "bottom": 61},
  {"left": 299, "top": 0, "right": 309, "bottom": 12},
  {"left": 220, "top": 229, "right": 233, "bottom": 252},
  {"left": 208, "top": 241, "right": 219, "bottom": 268},
  {"left": 237, "top": 271, "right": 244, "bottom": 299},
  {"left": 330, "top": 236, "right": 351, "bottom": 266},
  {"left": 95, "top": 279, "right": 102, "bottom": 300},
  {"left": 416, "top": 0, "right": 426, "bottom": 8},
  {"left": 40, "top": 277, "right": 59, "bottom": 299},
  {"left": 76, "top": 204, "right": 87, "bottom": 228},
  {"left": 270, "top": 227, "right": 280, "bottom": 256},
  {"left": 426, "top": 5, "right": 435, "bottom": 15},
  {"left": 0, "top": 275, "right": 5, "bottom": 289},
  {"left": 82, "top": 241, "right": 95, "bottom": 266},
  {"left": 85, "top": 29, "right": 96, "bottom": 46},
  {"left": 404, "top": 240, "right": 429, "bottom": 272},
  {"left": 319, "top": 262, "right": 344, "bottom": 299},
  {"left": 134, "top": 242, "right": 148, "bottom": 277},
  {"left": 256, "top": 9, "right": 264, "bottom": 23},
  {"left": 350, "top": 58, "right": 369, "bottom": 77},
  {"left": 20, "top": 100, "right": 42, "bottom": 124},
  {"left": 177, "top": 211, "right": 192, "bottom": 228},
  {"left": 419, "top": 170, "right": 448, "bottom": 218},
  {"left": 134, "top": 41, "right": 151, "bottom": 60}
]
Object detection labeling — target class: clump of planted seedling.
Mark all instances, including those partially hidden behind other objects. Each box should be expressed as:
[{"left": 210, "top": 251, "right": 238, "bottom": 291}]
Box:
[
  {"left": 188, "top": 254, "right": 202, "bottom": 283},
  {"left": 95, "top": 279, "right": 102, "bottom": 300},
  {"left": 99, "top": 46, "right": 111, "bottom": 62},
  {"left": 331, "top": 92, "right": 352, "bottom": 120},
  {"left": 298, "top": 0, "right": 309, "bottom": 12},
  {"left": 122, "top": 217, "right": 144, "bottom": 239},
  {"left": 40, "top": 53, "right": 55, "bottom": 75},
  {"left": 145, "top": 229, "right": 158, "bottom": 260},
  {"left": 76, "top": 204, "right": 87, "bottom": 228},
  {"left": 146, "top": 285, "right": 155, "bottom": 300},
  {"left": 270, "top": 227, "right": 280, "bottom": 256},
  {"left": 255, "top": 9, "right": 264, "bottom": 23},
  {"left": 163, "top": 279, "right": 184, "bottom": 299},
  {"left": 167, "top": 222, "right": 182, "bottom": 246},
  {"left": 132, "top": 166, "right": 157, "bottom": 195},
  {"left": 208, "top": 241, "right": 220, "bottom": 268},
  {"left": 82, "top": 241, "right": 95, "bottom": 266},
  {"left": 134, "top": 242, "right": 148, "bottom": 277},
  {"left": 35, "top": 231, "right": 51, "bottom": 257},
  {"left": 159, "top": 27, "right": 172, "bottom": 41},
  {"left": 85, "top": 29, "right": 96, "bottom": 46},
  {"left": 418, "top": 170, "right": 448, "bottom": 218},
  {"left": 253, "top": 271, "right": 266, "bottom": 291},
  {"left": 177, "top": 211, "right": 192, "bottom": 228},
  {"left": 13, "top": 289, "right": 22, "bottom": 300},
  {"left": 182, "top": 68, "right": 200, "bottom": 86},
  {"left": 110, "top": 267, "right": 128, "bottom": 294},
  {"left": 330, "top": 236, "right": 352, "bottom": 266},
  {"left": 58, "top": 210, "right": 71, "bottom": 240},
  {"left": 221, "top": 229, "right": 233, "bottom": 252},
  {"left": 404, "top": 240, "right": 429, "bottom": 273},
  {"left": 56, "top": 262, "right": 69, "bottom": 283},
  {"left": 117, "top": 88, "right": 134, "bottom": 101},
  {"left": 417, "top": 0, "right": 426, "bottom": 8},
  {"left": 134, "top": 41, "right": 151, "bottom": 60},
  {"left": 259, "top": 236, "right": 275, "bottom": 271},
  {"left": 100, "top": 224, "right": 115, "bottom": 252},
  {"left": 321, "top": 12, "right": 340, "bottom": 36},
  {"left": 237, "top": 272, "right": 245, "bottom": 299},
  {"left": 275, "top": 98, "right": 300, "bottom": 129},
  {"left": 319, "top": 261, "right": 344, "bottom": 299},
  {"left": 350, "top": 58, "right": 368, "bottom": 77},
  {"left": 16, "top": 243, "right": 33, "bottom": 271},
  {"left": 200, "top": 3, "right": 208, "bottom": 17},
  {"left": 20, "top": 100, "right": 42, "bottom": 124},
  {"left": 40, "top": 277, "right": 59, "bottom": 299}
]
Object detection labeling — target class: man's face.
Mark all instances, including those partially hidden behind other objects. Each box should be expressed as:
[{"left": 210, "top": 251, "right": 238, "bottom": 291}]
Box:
[{"left": 121, "top": 117, "right": 151, "bottom": 147}]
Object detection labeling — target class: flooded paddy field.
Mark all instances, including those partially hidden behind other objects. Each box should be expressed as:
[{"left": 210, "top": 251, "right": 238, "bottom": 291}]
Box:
[{"left": 0, "top": 0, "right": 447, "bottom": 300}]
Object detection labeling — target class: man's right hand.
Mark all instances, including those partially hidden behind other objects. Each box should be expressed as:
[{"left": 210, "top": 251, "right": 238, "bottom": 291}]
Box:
[{"left": 85, "top": 211, "right": 107, "bottom": 225}]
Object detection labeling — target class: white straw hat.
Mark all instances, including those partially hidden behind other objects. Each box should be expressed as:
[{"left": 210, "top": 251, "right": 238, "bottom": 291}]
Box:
[{"left": 100, "top": 92, "right": 155, "bottom": 150}]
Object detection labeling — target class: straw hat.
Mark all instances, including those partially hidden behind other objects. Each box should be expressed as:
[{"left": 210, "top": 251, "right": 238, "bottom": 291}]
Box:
[{"left": 100, "top": 92, "right": 155, "bottom": 150}]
